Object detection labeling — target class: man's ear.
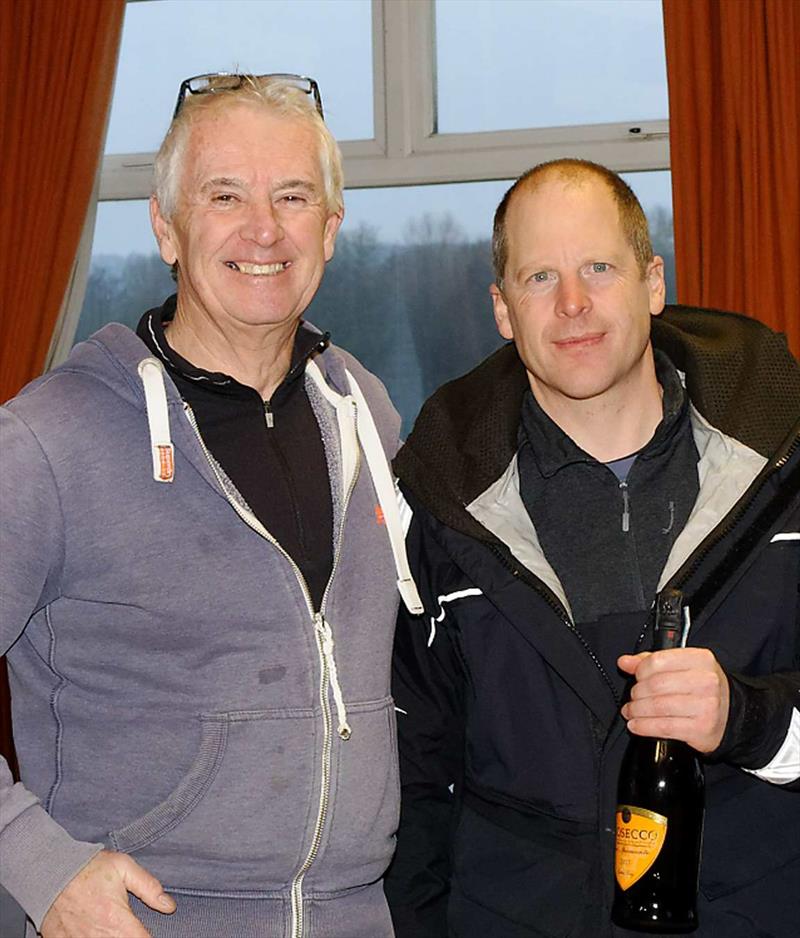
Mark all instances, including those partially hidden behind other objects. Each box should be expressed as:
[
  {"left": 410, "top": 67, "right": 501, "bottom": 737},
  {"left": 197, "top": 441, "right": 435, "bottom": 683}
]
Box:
[
  {"left": 323, "top": 208, "right": 344, "bottom": 263},
  {"left": 490, "top": 282, "right": 514, "bottom": 340},
  {"left": 150, "top": 195, "right": 179, "bottom": 267},
  {"left": 646, "top": 255, "right": 666, "bottom": 317}
]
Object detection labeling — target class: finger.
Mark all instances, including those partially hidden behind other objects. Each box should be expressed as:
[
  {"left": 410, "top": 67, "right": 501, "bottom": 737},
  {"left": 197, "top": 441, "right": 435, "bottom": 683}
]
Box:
[
  {"left": 623, "top": 685, "right": 727, "bottom": 751},
  {"left": 624, "top": 710, "right": 724, "bottom": 751},
  {"left": 624, "top": 714, "right": 699, "bottom": 743},
  {"left": 628, "top": 717, "right": 718, "bottom": 752},
  {"left": 617, "top": 652, "right": 650, "bottom": 675},
  {"left": 628, "top": 666, "right": 725, "bottom": 702},
  {"left": 633, "top": 647, "right": 720, "bottom": 681},
  {"left": 624, "top": 690, "right": 718, "bottom": 721},
  {"left": 116, "top": 854, "right": 176, "bottom": 914}
]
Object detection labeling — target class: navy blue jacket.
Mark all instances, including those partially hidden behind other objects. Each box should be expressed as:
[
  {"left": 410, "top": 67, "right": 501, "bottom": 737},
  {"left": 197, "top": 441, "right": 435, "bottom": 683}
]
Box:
[{"left": 386, "top": 307, "right": 800, "bottom": 938}]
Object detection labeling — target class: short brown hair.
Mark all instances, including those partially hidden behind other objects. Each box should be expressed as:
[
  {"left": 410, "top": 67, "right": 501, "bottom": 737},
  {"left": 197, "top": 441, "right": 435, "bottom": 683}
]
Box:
[{"left": 491, "top": 159, "right": 654, "bottom": 288}]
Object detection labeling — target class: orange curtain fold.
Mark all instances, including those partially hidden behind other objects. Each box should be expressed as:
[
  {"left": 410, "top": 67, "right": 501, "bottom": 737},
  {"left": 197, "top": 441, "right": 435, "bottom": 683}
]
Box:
[
  {"left": 0, "top": 0, "right": 124, "bottom": 780},
  {"left": 0, "top": 0, "right": 125, "bottom": 402},
  {"left": 663, "top": 0, "right": 800, "bottom": 359}
]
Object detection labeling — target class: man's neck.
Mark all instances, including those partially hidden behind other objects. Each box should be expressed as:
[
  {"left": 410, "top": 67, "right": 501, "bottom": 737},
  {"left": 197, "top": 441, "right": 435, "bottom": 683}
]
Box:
[
  {"left": 531, "top": 372, "right": 665, "bottom": 463},
  {"left": 165, "top": 308, "right": 298, "bottom": 401}
]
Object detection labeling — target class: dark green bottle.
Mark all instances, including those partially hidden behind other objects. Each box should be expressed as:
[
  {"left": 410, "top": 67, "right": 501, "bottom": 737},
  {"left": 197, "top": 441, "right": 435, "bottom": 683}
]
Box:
[{"left": 612, "top": 588, "right": 705, "bottom": 933}]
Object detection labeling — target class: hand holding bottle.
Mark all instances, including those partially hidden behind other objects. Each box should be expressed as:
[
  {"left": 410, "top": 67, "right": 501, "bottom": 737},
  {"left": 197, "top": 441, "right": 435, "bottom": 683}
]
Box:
[
  {"left": 618, "top": 646, "right": 731, "bottom": 753},
  {"left": 613, "top": 590, "right": 707, "bottom": 933}
]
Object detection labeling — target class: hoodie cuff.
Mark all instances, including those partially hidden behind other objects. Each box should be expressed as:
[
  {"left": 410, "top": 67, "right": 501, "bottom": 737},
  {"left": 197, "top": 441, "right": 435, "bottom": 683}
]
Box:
[{"left": 0, "top": 802, "right": 103, "bottom": 929}]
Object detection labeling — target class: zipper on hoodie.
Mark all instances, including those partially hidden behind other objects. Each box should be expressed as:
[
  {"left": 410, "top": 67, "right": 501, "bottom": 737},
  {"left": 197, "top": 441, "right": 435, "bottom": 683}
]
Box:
[
  {"left": 290, "top": 413, "right": 361, "bottom": 938},
  {"left": 184, "top": 402, "right": 315, "bottom": 612},
  {"left": 184, "top": 398, "right": 362, "bottom": 938},
  {"left": 264, "top": 400, "right": 274, "bottom": 428}
]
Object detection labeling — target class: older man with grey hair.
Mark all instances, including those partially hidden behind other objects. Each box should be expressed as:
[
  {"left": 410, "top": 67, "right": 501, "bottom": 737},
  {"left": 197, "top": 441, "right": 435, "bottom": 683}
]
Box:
[{"left": 0, "top": 73, "right": 420, "bottom": 938}]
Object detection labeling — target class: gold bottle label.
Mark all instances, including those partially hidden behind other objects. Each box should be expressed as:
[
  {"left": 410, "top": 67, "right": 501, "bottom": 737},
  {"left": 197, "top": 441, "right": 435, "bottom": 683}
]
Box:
[{"left": 615, "top": 805, "right": 668, "bottom": 890}]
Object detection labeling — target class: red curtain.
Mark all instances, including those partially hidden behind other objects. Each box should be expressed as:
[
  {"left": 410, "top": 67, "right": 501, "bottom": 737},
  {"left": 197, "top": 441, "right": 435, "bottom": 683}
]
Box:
[
  {"left": 0, "top": 0, "right": 124, "bottom": 777},
  {"left": 0, "top": 0, "right": 125, "bottom": 402},
  {"left": 663, "top": 0, "right": 800, "bottom": 359}
]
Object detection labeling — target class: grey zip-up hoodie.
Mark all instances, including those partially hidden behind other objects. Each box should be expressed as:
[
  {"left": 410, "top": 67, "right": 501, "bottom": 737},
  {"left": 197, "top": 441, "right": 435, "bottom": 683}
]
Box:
[{"left": 0, "top": 322, "right": 415, "bottom": 937}]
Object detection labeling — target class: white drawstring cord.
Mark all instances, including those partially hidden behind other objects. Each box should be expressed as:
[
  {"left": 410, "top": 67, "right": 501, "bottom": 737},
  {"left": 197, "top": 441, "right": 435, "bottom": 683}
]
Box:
[
  {"left": 315, "top": 616, "right": 351, "bottom": 740},
  {"left": 305, "top": 359, "right": 423, "bottom": 615},
  {"left": 137, "top": 357, "right": 175, "bottom": 482},
  {"left": 344, "top": 368, "right": 424, "bottom": 615},
  {"left": 304, "top": 357, "right": 428, "bottom": 742}
]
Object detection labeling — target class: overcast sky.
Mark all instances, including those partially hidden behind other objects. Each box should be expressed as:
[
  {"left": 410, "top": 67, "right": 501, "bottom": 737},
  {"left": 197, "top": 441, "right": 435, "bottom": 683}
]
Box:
[{"left": 95, "top": 0, "right": 670, "bottom": 254}]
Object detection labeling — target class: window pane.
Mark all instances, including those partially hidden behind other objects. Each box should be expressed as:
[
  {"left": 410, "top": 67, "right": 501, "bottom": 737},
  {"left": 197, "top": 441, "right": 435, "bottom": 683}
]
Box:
[
  {"left": 435, "top": 0, "right": 668, "bottom": 133},
  {"left": 105, "top": 0, "right": 373, "bottom": 154},
  {"left": 74, "top": 202, "right": 175, "bottom": 344},
  {"left": 77, "top": 173, "right": 673, "bottom": 434}
]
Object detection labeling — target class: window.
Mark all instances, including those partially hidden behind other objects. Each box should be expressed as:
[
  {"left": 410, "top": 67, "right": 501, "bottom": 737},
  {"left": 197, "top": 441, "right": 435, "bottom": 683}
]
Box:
[
  {"left": 106, "top": 0, "right": 375, "bottom": 152},
  {"left": 435, "top": 0, "right": 669, "bottom": 134},
  {"left": 70, "top": 0, "right": 672, "bottom": 431}
]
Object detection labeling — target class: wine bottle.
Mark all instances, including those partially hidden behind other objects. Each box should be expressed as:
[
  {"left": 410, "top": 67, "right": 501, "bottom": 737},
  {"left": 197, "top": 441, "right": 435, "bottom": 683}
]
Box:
[{"left": 612, "top": 588, "right": 705, "bottom": 933}]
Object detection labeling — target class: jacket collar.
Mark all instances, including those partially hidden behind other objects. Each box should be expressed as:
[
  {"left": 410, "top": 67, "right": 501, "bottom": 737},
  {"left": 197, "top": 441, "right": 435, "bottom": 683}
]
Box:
[
  {"left": 519, "top": 350, "right": 688, "bottom": 479},
  {"left": 395, "top": 305, "right": 800, "bottom": 542}
]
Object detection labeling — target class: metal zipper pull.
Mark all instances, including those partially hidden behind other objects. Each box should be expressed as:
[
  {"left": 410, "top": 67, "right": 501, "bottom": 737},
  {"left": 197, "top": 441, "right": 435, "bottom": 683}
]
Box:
[
  {"left": 620, "top": 481, "right": 631, "bottom": 532},
  {"left": 264, "top": 400, "right": 274, "bottom": 428}
]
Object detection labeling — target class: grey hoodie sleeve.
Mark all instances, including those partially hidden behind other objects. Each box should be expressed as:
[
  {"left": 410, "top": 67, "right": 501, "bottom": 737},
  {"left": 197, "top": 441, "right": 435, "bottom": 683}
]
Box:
[
  {"left": 0, "top": 773, "right": 103, "bottom": 928},
  {"left": 0, "top": 405, "right": 103, "bottom": 928}
]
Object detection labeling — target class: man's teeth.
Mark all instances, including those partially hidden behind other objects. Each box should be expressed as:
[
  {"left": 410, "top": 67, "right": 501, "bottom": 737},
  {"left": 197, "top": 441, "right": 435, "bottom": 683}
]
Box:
[{"left": 225, "top": 261, "right": 287, "bottom": 275}]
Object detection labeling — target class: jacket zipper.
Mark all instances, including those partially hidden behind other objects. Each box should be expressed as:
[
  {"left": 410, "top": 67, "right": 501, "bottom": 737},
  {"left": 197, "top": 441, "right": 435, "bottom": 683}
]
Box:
[
  {"left": 672, "top": 429, "right": 800, "bottom": 592},
  {"left": 184, "top": 400, "right": 362, "bottom": 938},
  {"left": 487, "top": 542, "right": 622, "bottom": 707},
  {"left": 632, "top": 427, "right": 800, "bottom": 653},
  {"left": 482, "top": 428, "right": 799, "bottom": 710}
]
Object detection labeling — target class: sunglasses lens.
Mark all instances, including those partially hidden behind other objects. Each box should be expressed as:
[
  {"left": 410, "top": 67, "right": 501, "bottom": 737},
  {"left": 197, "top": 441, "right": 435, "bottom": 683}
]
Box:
[
  {"left": 188, "top": 74, "right": 242, "bottom": 94},
  {"left": 175, "top": 74, "right": 323, "bottom": 120}
]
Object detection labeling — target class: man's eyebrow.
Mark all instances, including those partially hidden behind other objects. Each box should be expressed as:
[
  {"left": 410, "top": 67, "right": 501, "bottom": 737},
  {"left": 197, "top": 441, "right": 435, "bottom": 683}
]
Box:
[
  {"left": 274, "top": 178, "right": 320, "bottom": 194},
  {"left": 199, "top": 176, "right": 247, "bottom": 193}
]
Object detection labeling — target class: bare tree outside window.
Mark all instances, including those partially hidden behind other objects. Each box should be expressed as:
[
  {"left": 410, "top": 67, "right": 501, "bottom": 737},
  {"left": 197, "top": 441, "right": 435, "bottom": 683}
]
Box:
[{"left": 76, "top": 198, "right": 675, "bottom": 434}]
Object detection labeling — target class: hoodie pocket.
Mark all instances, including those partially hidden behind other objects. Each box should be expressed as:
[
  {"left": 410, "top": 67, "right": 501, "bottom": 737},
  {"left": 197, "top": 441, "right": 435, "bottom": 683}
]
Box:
[
  {"left": 108, "top": 708, "right": 317, "bottom": 892},
  {"left": 317, "top": 696, "right": 400, "bottom": 890}
]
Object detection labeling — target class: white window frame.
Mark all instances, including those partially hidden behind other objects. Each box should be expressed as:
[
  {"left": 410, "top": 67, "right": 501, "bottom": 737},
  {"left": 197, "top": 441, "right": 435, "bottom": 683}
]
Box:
[
  {"left": 54, "top": 0, "right": 668, "bottom": 365},
  {"left": 100, "top": 0, "right": 668, "bottom": 199}
]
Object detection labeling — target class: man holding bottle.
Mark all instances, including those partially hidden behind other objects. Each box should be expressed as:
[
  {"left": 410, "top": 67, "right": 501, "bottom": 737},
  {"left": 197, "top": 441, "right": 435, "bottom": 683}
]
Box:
[{"left": 386, "top": 159, "right": 800, "bottom": 936}]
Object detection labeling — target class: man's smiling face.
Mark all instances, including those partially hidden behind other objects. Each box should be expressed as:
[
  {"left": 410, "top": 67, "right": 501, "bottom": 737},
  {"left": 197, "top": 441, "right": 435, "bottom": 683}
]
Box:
[
  {"left": 151, "top": 102, "right": 342, "bottom": 336},
  {"left": 491, "top": 175, "right": 665, "bottom": 413}
]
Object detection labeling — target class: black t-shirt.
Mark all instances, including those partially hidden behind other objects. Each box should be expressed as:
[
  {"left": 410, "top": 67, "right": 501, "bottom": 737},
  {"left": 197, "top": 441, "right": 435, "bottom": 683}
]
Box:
[{"left": 137, "top": 297, "right": 334, "bottom": 610}]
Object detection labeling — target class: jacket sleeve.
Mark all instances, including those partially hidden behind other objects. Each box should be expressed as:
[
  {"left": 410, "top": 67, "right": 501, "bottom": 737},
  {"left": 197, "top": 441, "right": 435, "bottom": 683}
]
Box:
[
  {"left": 385, "top": 507, "right": 467, "bottom": 938},
  {"left": 707, "top": 497, "right": 800, "bottom": 791},
  {"left": 0, "top": 406, "right": 103, "bottom": 928},
  {"left": 713, "top": 671, "right": 800, "bottom": 791}
]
